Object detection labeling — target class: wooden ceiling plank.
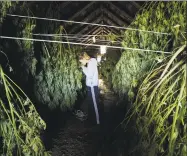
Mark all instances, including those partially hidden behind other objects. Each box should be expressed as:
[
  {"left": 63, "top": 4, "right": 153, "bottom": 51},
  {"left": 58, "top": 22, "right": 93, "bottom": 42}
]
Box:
[
  {"left": 68, "top": 1, "right": 95, "bottom": 21},
  {"left": 72, "top": 16, "right": 102, "bottom": 35},
  {"left": 81, "top": 27, "right": 103, "bottom": 43},
  {"left": 68, "top": 7, "right": 101, "bottom": 34},
  {"left": 107, "top": 2, "right": 133, "bottom": 23},
  {"left": 61, "top": 1, "right": 72, "bottom": 9},
  {"left": 102, "top": 17, "right": 121, "bottom": 34},
  {"left": 131, "top": 1, "right": 141, "bottom": 9},
  {"left": 103, "top": 20, "right": 120, "bottom": 35},
  {"left": 103, "top": 7, "right": 128, "bottom": 26}
]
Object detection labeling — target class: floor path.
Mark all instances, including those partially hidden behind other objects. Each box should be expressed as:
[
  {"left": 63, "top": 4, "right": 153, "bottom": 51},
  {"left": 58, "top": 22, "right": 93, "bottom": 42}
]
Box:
[{"left": 51, "top": 80, "right": 120, "bottom": 156}]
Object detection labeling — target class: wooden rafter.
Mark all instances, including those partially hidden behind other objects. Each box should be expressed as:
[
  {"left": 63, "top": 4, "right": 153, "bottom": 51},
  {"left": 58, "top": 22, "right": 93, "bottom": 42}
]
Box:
[
  {"left": 103, "top": 7, "right": 128, "bottom": 26},
  {"left": 103, "top": 20, "right": 120, "bottom": 35},
  {"left": 107, "top": 2, "right": 133, "bottom": 23},
  {"left": 102, "top": 28, "right": 114, "bottom": 36},
  {"left": 71, "top": 15, "right": 104, "bottom": 35},
  {"left": 58, "top": 1, "right": 144, "bottom": 42},
  {"left": 80, "top": 16, "right": 121, "bottom": 43},
  {"left": 131, "top": 1, "right": 141, "bottom": 9},
  {"left": 60, "top": 1, "right": 72, "bottom": 9},
  {"left": 80, "top": 27, "right": 103, "bottom": 43},
  {"left": 83, "top": 26, "right": 101, "bottom": 36},
  {"left": 68, "top": 1, "right": 95, "bottom": 21},
  {"left": 68, "top": 7, "right": 101, "bottom": 34},
  {"left": 84, "top": 27, "right": 119, "bottom": 44},
  {"left": 102, "top": 16, "right": 121, "bottom": 34},
  {"left": 89, "top": 27, "right": 103, "bottom": 36},
  {"left": 84, "top": 31, "right": 109, "bottom": 44},
  {"left": 77, "top": 14, "right": 120, "bottom": 43}
]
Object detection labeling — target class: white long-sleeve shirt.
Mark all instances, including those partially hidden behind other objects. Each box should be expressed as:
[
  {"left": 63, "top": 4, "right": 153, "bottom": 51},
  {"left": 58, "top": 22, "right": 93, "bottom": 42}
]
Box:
[{"left": 82, "top": 58, "right": 99, "bottom": 87}]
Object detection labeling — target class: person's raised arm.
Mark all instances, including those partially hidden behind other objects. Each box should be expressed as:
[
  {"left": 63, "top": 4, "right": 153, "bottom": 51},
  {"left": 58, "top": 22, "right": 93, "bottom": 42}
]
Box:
[{"left": 81, "top": 65, "right": 88, "bottom": 76}]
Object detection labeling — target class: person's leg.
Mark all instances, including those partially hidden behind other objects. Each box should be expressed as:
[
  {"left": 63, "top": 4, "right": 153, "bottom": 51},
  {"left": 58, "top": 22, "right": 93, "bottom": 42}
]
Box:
[
  {"left": 93, "top": 86, "right": 105, "bottom": 153},
  {"left": 87, "top": 87, "right": 95, "bottom": 126},
  {"left": 94, "top": 86, "right": 104, "bottom": 125},
  {"left": 90, "top": 86, "right": 100, "bottom": 125}
]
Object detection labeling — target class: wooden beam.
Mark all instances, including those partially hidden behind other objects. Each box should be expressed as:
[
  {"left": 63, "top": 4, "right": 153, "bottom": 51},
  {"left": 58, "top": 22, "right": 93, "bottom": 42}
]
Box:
[
  {"left": 83, "top": 28, "right": 113, "bottom": 44},
  {"left": 107, "top": 2, "right": 133, "bottom": 23},
  {"left": 68, "top": 14, "right": 121, "bottom": 43},
  {"left": 84, "top": 30, "right": 110, "bottom": 44},
  {"left": 103, "top": 7, "right": 128, "bottom": 26},
  {"left": 67, "top": 3, "right": 128, "bottom": 35},
  {"left": 89, "top": 27, "right": 103, "bottom": 35},
  {"left": 84, "top": 25, "right": 122, "bottom": 44},
  {"left": 98, "top": 30, "right": 110, "bottom": 36},
  {"left": 84, "top": 27, "right": 118, "bottom": 44},
  {"left": 84, "top": 40, "right": 92, "bottom": 44},
  {"left": 60, "top": 1, "right": 72, "bottom": 9},
  {"left": 80, "top": 15, "right": 120, "bottom": 40},
  {"left": 102, "top": 27, "right": 114, "bottom": 35},
  {"left": 81, "top": 27, "right": 103, "bottom": 43},
  {"left": 68, "top": 1, "right": 95, "bottom": 21},
  {"left": 95, "top": 16, "right": 121, "bottom": 35},
  {"left": 72, "top": 15, "right": 103, "bottom": 35},
  {"left": 103, "top": 19, "right": 120, "bottom": 35},
  {"left": 131, "top": 1, "right": 141, "bottom": 9},
  {"left": 79, "top": 15, "right": 115, "bottom": 43},
  {"left": 83, "top": 25, "right": 101, "bottom": 36},
  {"left": 68, "top": 7, "right": 101, "bottom": 34},
  {"left": 78, "top": 25, "right": 102, "bottom": 43},
  {"left": 102, "top": 16, "right": 122, "bottom": 34},
  {"left": 99, "top": 12, "right": 123, "bottom": 31},
  {"left": 80, "top": 11, "right": 106, "bottom": 36}
]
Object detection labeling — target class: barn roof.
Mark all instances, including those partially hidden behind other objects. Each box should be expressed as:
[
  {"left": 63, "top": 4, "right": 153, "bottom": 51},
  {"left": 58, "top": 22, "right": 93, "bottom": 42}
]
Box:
[
  {"left": 5, "top": 1, "right": 145, "bottom": 52},
  {"left": 53, "top": 1, "right": 145, "bottom": 52}
]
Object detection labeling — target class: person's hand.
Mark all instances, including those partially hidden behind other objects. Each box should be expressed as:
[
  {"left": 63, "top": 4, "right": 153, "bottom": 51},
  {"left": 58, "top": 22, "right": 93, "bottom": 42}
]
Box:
[{"left": 79, "top": 59, "right": 88, "bottom": 66}]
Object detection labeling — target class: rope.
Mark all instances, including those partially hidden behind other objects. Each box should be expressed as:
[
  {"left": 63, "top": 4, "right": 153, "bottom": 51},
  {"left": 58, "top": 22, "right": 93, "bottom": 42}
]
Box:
[
  {"left": 32, "top": 33, "right": 122, "bottom": 37},
  {"left": 0, "top": 35, "right": 171, "bottom": 54},
  {"left": 32, "top": 34, "right": 122, "bottom": 43},
  {"left": 7, "top": 14, "right": 171, "bottom": 35}
]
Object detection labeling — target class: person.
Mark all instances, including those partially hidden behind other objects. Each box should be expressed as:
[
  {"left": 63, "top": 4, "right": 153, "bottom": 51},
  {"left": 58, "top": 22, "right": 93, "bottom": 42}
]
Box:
[{"left": 79, "top": 52, "right": 101, "bottom": 126}]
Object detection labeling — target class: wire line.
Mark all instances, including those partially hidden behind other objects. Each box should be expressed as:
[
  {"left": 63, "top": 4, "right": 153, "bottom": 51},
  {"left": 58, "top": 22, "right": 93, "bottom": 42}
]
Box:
[
  {"left": 0, "top": 35, "right": 171, "bottom": 54},
  {"left": 31, "top": 34, "right": 122, "bottom": 43},
  {"left": 7, "top": 14, "right": 171, "bottom": 35}
]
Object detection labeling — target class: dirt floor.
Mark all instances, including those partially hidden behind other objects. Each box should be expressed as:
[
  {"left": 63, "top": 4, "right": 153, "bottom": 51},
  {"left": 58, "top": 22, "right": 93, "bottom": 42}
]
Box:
[{"left": 50, "top": 82, "right": 121, "bottom": 156}]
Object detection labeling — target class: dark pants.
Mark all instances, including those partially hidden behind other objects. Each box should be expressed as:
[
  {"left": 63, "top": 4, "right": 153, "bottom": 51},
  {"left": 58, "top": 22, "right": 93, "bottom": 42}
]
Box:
[
  {"left": 84, "top": 86, "right": 102, "bottom": 126},
  {"left": 82, "top": 86, "right": 105, "bottom": 154}
]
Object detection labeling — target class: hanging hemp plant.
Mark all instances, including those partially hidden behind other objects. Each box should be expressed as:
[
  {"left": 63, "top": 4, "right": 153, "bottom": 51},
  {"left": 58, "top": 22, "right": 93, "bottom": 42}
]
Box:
[
  {"left": 34, "top": 26, "right": 83, "bottom": 111},
  {"left": 112, "top": 1, "right": 186, "bottom": 101},
  {"left": 124, "top": 44, "right": 186, "bottom": 156},
  {"left": 0, "top": 66, "right": 50, "bottom": 156},
  {"left": 0, "top": 1, "right": 17, "bottom": 23},
  {"left": 118, "top": 1, "right": 186, "bottom": 156},
  {"left": 8, "top": 3, "right": 38, "bottom": 83},
  {"left": 99, "top": 51, "right": 120, "bottom": 89},
  {"left": 0, "top": 1, "right": 84, "bottom": 111}
]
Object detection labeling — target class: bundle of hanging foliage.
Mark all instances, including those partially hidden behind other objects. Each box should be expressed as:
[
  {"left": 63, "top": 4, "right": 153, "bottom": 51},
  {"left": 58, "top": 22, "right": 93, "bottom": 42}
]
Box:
[
  {"left": 119, "top": 1, "right": 187, "bottom": 156},
  {"left": 0, "top": 2, "right": 40, "bottom": 96},
  {"left": 0, "top": 3, "right": 50, "bottom": 155},
  {"left": 14, "top": 13, "right": 37, "bottom": 82},
  {"left": 112, "top": 1, "right": 186, "bottom": 102},
  {"left": 124, "top": 44, "right": 186, "bottom": 156},
  {"left": 99, "top": 50, "right": 121, "bottom": 89},
  {"left": 0, "top": 66, "right": 50, "bottom": 156},
  {"left": 0, "top": 2, "right": 84, "bottom": 111},
  {"left": 34, "top": 26, "right": 83, "bottom": 110},
  {"left": 0, "top": 1, "right": 17, "bottom": 23}
]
